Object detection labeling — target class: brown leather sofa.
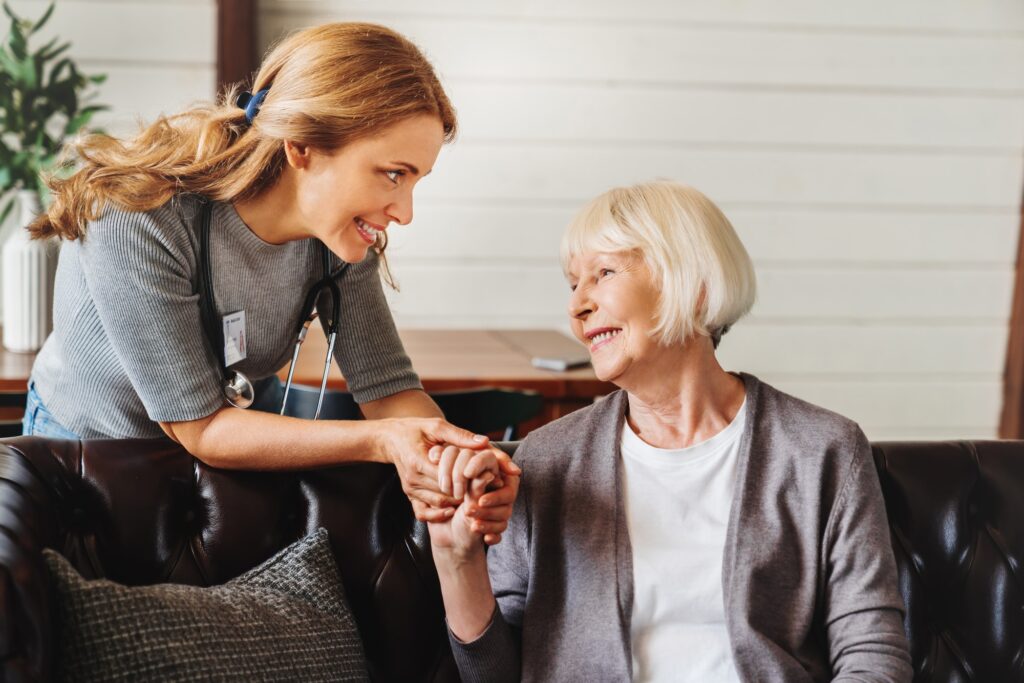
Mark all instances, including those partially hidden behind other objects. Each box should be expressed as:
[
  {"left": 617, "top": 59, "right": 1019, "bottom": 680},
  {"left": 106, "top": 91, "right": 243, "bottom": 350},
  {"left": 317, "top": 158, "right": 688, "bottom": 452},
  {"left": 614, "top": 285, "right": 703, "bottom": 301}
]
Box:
[{"left": 1, "top": 436, "right": 1022, "bottom": 682}]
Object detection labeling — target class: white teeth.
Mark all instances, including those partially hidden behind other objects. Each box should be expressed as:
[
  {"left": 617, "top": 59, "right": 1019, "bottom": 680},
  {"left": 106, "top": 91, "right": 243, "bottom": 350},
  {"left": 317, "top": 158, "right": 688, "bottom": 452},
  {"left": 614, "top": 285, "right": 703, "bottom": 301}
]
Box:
[
  {"left": 355, "top": 218, "right": 380, "bottom": 236},
  {"left": 590, "top": 330, "right": 620, "bottom": 345}
]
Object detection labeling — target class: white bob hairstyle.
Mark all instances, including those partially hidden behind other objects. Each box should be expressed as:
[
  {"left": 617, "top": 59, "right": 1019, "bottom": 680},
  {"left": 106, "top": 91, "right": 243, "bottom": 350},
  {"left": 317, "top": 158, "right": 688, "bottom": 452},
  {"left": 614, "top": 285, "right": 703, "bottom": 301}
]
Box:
[{"left": 560, "top": 180, "right": 756, "bottom": 348}]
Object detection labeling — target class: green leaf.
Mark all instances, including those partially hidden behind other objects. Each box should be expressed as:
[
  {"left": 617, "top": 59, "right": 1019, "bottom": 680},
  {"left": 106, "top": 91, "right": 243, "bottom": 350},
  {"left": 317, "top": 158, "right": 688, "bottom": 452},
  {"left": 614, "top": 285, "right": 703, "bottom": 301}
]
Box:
[
  {"left": 29, "top": 3, "right": 55, "bottom": 35},
  {"left": 64, "top": 108, "right": 93, "bottom": 135},
  {"left": 1, "top": 2, "right": 18, "bottom": 24},
  {"left": 0, "top": 49, "right": 17, "bottom": 76},
  {"left": 39, "top": 40, "right": 68, "bottom": 62},
  {"left": 7, "top": 23, "right": 26, "bottom": 60},
  {"left": 15, "top": 53, "right": 35, "bottom": 87},
  {"left": 88, "top": 73, "right": 106, "bottom": 84},
  {"left": 34, "top": 34, "right": 58, "bottom": 57},
  {"left": 47, "top": 56, "right": 71, "bottom": 86}
]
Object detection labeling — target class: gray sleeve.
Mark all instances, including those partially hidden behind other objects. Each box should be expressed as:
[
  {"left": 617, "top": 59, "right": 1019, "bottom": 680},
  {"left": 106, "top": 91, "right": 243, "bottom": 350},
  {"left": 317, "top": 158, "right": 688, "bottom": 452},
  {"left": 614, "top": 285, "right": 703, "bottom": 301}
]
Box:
[
  {"left": 77, "top": 205, "right": 224, "bottom": 423},
  {"left": 322, "top": 250, "right": 422, "bottom": 404},
  {"left": 823, "top": 429, "right": 913, "bottom": 683},
  {"left": 447, "top": 606, "right": 521, "bottom": 683},
  {"left": 448, "top": 438, "right": 531, "bottom": 682}
]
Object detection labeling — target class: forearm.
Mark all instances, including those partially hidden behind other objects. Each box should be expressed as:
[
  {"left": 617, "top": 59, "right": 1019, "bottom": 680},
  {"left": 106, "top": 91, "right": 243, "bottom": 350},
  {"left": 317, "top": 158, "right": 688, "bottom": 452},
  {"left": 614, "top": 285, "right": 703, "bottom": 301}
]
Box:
[
  {"left": 433, "top": 545, "right": 497, "bottom": 642},
  {"left": 361, "top": 389, "right": 442, "bottom": 420},
  {"left": 163, "top": 407, "right": 391, "bottom": 470}
]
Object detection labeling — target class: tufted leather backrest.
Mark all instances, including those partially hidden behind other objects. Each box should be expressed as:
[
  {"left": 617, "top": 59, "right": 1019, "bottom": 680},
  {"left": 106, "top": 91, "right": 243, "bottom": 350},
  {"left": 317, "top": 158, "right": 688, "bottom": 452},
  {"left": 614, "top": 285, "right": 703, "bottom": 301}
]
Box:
[
  {"left": 0, "top": 436, "right": 463, "bottom": 682},
  {"left": 2, "top": 437, "right": 1023, "bottom": 682},
  {"left": 873, "top": 441, "right": 1024, "bottom": 682}
]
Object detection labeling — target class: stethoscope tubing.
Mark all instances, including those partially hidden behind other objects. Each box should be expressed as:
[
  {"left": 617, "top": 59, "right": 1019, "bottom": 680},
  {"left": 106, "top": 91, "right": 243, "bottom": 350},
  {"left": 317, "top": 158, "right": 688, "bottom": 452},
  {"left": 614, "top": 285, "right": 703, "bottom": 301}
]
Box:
[{"left": 197, "top": 197, "right": 348, "bottom": 418}]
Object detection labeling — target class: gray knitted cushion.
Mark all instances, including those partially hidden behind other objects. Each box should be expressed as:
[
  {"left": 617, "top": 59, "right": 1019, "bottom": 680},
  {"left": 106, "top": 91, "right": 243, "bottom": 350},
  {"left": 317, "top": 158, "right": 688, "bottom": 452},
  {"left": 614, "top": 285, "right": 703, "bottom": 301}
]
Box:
[{"left": 43, "top": 528, "right": 369, "bottom": 682}]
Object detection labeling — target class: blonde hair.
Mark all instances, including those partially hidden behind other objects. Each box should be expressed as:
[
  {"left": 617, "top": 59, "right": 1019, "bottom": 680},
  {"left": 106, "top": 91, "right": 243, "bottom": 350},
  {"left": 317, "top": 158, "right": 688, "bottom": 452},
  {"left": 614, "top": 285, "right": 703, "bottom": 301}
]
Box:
[
  {"left": 31, "top": 22, "right": 457, "bottom": 248},
  {"left": 560, "top": 180, "right": 756, "bottom": 348}
]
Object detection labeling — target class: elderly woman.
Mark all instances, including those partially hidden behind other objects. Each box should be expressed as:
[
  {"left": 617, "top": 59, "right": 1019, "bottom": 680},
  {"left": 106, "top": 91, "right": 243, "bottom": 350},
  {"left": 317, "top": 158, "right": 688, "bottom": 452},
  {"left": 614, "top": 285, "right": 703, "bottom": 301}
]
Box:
[{"left": 427, "top": 180, "right": 912, "bottom": 682}]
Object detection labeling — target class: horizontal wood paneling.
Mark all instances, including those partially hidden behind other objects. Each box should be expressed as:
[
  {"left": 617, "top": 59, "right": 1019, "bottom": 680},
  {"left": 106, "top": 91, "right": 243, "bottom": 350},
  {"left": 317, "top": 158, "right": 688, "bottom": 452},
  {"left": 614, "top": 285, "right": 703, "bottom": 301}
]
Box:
[
  {"left": 36, "top": 0, "right": 1015, "bottom": 441},
  {"left": 716, "top": 324, "right": 1010, "bottom": 376},
  {"left": 448, "top": 83, "right": 1024, "bottom": 152},
  {"left": 262, "top": 14, "right": 1024, "bottom": 93},
  {"left": 420, "top": 145, "right": 1022, "bottom": 209},
  {"left": 758, "top": 378, "right": 1001, "bottom": 430},
  {"left": 83, "top": 64, "right": 218, "bottom": 131},
  {"left": 389, "top": 204, "right": 1019, "bottom": 265},
  {"left": 381, "top": 265, "right": 1014, "bottom": 322},
  {"left": 6, "top": 0, "right": 215, "bottom": 64},
  {"left": 263, "top": 0, "right": 1024, "bottom": 34}
]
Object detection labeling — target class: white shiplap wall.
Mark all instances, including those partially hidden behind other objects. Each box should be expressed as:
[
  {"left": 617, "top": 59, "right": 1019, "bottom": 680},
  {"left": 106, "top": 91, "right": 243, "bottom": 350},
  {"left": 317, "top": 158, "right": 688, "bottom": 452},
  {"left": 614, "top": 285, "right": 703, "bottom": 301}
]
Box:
[
  {"left": 3, "top": 1, "right": 1021, "bottom": 440},
  {"left": 260, "top": 0, "right": 1024, "bottom": 440}
]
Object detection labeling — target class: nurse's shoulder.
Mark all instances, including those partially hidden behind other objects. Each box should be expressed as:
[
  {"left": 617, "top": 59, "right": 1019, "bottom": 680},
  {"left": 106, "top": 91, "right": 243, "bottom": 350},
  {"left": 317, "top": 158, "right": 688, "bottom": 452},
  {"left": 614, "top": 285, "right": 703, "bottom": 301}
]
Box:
[{"left": 79, "top": 195, "right": 202, "bottom": 276}]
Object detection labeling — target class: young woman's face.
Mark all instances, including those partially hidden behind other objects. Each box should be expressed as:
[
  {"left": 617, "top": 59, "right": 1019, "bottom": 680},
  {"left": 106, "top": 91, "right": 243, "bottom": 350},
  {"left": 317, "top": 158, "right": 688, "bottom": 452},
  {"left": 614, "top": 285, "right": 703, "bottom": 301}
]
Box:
[{"left": 294, "top": 114, "right": 445, "bottom": 263}]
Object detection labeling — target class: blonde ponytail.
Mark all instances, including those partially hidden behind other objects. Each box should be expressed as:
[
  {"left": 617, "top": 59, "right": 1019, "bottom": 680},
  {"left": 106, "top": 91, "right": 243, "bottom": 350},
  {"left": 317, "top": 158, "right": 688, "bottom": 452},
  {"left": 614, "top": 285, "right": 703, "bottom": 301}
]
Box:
[{"left": 31, "top": 22, "right": 457, "bottom": 243}]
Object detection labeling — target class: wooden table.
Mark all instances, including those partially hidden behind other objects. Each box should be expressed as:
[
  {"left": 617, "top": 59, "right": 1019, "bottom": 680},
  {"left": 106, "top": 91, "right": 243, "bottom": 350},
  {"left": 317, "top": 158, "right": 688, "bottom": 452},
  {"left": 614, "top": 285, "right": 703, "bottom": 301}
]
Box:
[
  {"left": 277, "top": 328, "right": 613, "bottom": 424},
  {"left": 0, "top": 329, "right": 613, "bottom": 430}
]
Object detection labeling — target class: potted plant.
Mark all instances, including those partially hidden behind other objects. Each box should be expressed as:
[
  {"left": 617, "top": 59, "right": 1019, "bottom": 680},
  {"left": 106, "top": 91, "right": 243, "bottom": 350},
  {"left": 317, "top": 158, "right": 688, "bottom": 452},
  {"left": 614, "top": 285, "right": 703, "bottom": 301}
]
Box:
[
  {"left": 0, "top": 1, "right": 106, "bottom": 224},
  {"left": 0, "top": 1, "right": 106, "bottom": 351}
]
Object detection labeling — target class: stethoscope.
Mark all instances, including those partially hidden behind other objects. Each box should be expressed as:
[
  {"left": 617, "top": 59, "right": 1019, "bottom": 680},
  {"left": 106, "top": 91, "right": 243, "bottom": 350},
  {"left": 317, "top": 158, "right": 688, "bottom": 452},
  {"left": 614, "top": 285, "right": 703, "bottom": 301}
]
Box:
[{"left": 197, "top": 199, "right": 348, "bottom": 419}]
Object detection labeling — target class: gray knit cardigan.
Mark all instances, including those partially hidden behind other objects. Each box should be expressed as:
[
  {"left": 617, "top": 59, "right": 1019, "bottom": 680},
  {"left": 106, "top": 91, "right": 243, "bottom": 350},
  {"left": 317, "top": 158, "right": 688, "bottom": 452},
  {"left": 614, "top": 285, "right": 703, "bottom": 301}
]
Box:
[{"left": 450, "top": 373, "right": 912, "bottom": 682}]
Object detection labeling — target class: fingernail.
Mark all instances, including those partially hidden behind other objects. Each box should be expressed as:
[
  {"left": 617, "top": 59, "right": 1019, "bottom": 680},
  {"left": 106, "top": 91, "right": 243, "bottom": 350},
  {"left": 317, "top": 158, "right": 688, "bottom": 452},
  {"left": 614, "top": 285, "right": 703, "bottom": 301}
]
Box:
[{"left": 473, "top": 434, "right": 487, "bottom": 442}]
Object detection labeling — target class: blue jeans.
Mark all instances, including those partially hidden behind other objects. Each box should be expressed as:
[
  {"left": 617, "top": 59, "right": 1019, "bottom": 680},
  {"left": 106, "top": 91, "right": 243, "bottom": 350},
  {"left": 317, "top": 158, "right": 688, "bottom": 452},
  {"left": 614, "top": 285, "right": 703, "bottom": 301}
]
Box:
[{"left": 22, "top": 381, "right": 80, "bottom": 439}]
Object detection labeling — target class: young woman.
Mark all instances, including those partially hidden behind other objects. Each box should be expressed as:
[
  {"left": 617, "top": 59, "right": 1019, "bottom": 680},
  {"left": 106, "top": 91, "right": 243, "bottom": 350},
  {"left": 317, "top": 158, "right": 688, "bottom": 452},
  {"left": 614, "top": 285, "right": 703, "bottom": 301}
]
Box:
[{"left": 24, "top": 23, "right": 518, "bottom": 534}]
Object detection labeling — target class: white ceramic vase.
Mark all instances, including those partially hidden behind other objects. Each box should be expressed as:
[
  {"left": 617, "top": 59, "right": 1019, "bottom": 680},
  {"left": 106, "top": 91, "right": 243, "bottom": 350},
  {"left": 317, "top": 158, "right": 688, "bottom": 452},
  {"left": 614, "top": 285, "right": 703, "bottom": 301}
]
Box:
[{"left": 2, "top": 190, "right": 59, "bottom": 353}]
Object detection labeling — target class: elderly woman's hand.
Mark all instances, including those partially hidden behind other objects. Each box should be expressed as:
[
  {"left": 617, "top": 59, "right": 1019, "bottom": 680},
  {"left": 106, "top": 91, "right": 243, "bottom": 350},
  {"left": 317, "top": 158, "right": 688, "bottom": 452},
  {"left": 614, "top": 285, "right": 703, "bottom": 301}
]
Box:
[
  {"left": 377, "top": 417, "right": 491, "bottom": 519},
  {"left": 427, "top": 445, "right": 521, "bottom": 551}
]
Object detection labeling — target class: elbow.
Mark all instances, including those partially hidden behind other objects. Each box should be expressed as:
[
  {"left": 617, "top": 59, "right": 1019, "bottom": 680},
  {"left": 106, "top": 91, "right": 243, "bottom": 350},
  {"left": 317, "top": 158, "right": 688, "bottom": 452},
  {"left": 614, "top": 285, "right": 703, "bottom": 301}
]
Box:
[{"left": 158, "top": 411, "right": 226, "bottom": 468}]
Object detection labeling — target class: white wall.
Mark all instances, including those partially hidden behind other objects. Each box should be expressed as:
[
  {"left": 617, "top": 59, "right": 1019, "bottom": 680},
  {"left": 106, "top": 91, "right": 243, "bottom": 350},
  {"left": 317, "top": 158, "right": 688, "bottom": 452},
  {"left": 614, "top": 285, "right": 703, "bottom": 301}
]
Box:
[
  {"left": 260, "top": 0, "right": 1024, "bottom": 440},
  {"left": 4, "top": 1, "right": 1022, "bottom": 440}
]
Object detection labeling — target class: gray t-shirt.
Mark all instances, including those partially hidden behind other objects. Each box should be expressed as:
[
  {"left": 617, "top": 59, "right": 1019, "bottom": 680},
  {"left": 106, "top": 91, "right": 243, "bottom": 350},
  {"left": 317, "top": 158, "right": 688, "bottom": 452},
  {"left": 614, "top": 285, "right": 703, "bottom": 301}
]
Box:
[{"left": 31, "top": 195, "right": 421, "bottom": 438}]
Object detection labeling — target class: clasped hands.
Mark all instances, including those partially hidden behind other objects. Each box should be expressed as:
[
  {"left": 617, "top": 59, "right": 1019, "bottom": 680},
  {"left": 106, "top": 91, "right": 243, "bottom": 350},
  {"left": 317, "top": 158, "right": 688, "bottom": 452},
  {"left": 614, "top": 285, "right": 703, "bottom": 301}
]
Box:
[{"left": 383, "top": 417, "right": 519, "bottom": 548}]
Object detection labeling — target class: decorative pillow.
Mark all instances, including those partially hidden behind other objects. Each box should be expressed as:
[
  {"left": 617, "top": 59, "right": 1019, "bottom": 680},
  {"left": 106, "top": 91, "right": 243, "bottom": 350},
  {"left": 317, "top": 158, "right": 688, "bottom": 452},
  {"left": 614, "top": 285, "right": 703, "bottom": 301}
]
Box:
[{"left": 43, "top": 528, "right": 369, "bottom": 682}]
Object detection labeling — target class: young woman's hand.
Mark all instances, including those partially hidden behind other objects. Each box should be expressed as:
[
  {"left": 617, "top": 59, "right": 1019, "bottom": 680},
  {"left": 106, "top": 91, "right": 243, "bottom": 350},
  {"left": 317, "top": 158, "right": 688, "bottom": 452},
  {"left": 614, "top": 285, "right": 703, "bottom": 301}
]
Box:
[{"left": 377, "top": 417, "right": 513, "bottom": 522}]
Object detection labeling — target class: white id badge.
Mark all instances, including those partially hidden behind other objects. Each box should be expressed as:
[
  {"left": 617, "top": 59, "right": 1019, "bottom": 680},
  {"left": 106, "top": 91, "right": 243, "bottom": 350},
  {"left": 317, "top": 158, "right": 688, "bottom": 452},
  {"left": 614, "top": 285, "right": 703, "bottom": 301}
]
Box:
[{"left": 222, "top": 310, "right": 247, "bottom": 366}]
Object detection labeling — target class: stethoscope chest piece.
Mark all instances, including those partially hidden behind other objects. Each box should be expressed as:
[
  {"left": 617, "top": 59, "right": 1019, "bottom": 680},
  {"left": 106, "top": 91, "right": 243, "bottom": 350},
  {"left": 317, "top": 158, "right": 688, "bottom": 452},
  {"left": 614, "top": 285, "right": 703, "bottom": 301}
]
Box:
[
  {"left": 223, "top": 370, "right": 255, "bottom": 409},
  {"left": 196, "top": 198, "right": 345, "bottom": 416}
]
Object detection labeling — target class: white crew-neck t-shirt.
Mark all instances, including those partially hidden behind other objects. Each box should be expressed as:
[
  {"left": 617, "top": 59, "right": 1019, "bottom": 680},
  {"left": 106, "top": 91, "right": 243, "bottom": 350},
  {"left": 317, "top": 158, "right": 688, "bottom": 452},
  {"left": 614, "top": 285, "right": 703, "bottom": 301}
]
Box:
[{"left": 621, "top": 399, "right": 747, "bottom": 682}]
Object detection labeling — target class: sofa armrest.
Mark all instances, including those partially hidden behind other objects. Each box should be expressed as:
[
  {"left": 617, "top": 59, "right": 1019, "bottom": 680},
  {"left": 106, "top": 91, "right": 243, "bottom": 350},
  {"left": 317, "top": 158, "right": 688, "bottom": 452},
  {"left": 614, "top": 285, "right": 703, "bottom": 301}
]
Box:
[{"left": 0, "top": 438, "right": 83, "bottom": 681}]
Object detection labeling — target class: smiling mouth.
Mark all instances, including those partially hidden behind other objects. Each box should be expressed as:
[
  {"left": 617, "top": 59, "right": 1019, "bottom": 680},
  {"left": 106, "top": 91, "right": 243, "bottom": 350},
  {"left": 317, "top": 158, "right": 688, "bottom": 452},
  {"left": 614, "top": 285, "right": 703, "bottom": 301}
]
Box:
[
  {"left": 586, "top": 328, "right": 621, "bottom": 350},
  {"left": 354, "top": 217, "right": 384, "bottom": 244}
]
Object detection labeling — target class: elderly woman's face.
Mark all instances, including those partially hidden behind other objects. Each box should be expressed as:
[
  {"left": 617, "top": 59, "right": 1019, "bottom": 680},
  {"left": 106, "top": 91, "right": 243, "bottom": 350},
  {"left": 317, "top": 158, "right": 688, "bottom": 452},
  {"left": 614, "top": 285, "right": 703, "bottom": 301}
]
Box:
[{"left": 566, "top": 251, "right": 662, "bottom": 385}]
